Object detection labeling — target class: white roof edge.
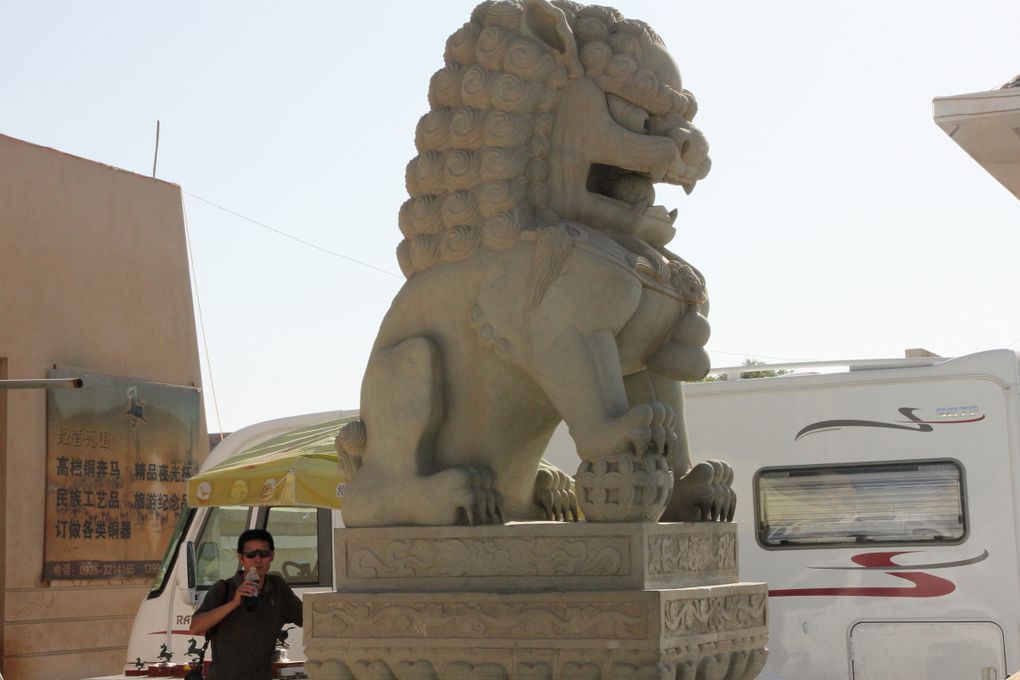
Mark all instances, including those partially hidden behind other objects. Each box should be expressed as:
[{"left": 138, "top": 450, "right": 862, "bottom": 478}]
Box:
[
  {"left": 707, "top": 349, "right": 1019, "bottom": 382},
  {"left": 707, "top": 356, "right": 943, "bottom": 376},
  {"left": 934, "top": 87, "right": 1020, "bottom": 102},
  {"left": 932, "top": 87, "right": 1020, "bottom": 201},
  {"left": 933, "top": 87, "right": 1020, "bottom": 122}
]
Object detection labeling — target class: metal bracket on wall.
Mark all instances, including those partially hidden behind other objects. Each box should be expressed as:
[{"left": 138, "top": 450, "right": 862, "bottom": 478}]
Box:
[{"left": 0, "top": 378, "right": 82, "bottom": 390}]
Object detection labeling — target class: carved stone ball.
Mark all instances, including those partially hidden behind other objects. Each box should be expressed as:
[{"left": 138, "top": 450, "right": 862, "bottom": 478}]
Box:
[{"left": 575, "top": 449, "right": 674, "bottom": 522}]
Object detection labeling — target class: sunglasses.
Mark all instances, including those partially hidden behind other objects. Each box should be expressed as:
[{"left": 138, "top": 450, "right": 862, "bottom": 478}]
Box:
[{"left": 241, "top": 549, "right": 272, "bottom": 558}]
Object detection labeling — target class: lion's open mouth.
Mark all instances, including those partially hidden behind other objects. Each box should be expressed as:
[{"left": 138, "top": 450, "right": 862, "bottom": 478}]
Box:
[{"left": 586, "top": 163, "right": 678, "bottom": 225}]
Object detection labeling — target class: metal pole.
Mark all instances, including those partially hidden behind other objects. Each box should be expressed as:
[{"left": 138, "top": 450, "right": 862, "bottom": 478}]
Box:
[
  {"left": 0, "top": 378, "right": 83, "bottom": 391},
  {"left": 152, "top": 119, "right": 160, "bottom": 178}
]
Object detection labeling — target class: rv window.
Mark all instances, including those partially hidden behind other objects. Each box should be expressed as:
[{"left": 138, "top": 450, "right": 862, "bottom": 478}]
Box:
[
  {"left": 756, "top": 461, "right": 965, "bottom": 548},
  {"left": 264, "top": 507, "right": 323, "bottom": 586},
  {"left": 194, "top": 506, "right": 251, "bottom": 587}
]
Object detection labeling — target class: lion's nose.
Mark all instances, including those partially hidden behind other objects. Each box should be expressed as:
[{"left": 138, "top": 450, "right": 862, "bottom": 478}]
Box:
[{"left": 668, "top": 125, "right": 711, "bottom": 181}]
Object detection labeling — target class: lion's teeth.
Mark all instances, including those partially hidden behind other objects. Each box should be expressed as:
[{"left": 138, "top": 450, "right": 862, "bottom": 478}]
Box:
[{"left": 669, "top": 208, "right": 678, "bottom": 224}]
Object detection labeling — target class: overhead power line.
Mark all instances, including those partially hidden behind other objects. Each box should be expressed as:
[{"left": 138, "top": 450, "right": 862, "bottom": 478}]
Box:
[
  {"left": 183, "top": 191, "right": 402, "bottom": 279},
  {"left": 182, "top": 200, "right": 225, "bottom": 440}
]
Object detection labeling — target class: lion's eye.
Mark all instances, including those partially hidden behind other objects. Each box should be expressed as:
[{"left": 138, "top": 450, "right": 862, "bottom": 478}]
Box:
[{"left": 607, "top": 94, "right": 650, "bottom": 135}]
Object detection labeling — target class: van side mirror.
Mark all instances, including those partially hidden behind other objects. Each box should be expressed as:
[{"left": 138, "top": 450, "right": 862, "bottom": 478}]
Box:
[{"left": 184, "top": 541, "right": 203, "bottom": 606}]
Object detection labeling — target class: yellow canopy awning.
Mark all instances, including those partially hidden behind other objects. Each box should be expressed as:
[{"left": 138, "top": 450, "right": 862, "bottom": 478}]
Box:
[{"left": 187, "top": 415, "right": 358, "bottom": 509}]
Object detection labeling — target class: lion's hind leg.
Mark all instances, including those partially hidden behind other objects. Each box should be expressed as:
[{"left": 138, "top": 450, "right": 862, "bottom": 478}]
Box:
[
  {"left": 344, "top": 463, "right": 505, "bottom": 527},
  {"left": 340, "top": 336, "right": 504, "bottom": 527}
]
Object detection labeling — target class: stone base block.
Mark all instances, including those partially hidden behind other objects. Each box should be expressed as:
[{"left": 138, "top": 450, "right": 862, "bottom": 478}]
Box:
[
  {"left": 305, "top": 522, "right": 766, "bottom": 679},
  {"left": 303, "top": 583, "right": 768, "bottom": 679},
  {"left": 305, "top": 647, "right": 766, "bottom": 680},
  {"left": 332, "top": 521, "right": 739, "bottom": 593}
]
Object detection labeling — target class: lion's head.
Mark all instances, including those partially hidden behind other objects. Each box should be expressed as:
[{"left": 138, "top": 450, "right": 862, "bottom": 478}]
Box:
[{"left": 397, "top": 0, "right": 711, "bottom": 278}]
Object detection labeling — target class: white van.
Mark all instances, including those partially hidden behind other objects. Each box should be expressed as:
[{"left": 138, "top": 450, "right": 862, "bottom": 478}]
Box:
[
  {"left": 115, "top": 410, "right": 359, "bottom": 676},
  {"left": 112, "top": 349, "right": 1020, "bottom": 679}
]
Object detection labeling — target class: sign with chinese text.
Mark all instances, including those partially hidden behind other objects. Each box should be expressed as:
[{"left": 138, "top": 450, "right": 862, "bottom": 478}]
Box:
[{"left": 44, "top": 368, "right": 200, "bottom": 580}]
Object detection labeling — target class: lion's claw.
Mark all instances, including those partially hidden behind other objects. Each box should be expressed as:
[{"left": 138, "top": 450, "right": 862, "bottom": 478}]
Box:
[
  {"left": 534, "top": 466, "right": 578, "bottom": 521},
  {"left": 451, "top": 466, "right": 504, "bottom": 525}
]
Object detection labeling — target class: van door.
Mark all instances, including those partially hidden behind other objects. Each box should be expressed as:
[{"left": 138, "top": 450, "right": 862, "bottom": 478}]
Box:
[
  {"left": 850, "top": 621, "right": 1006, "bottom": 679},
  {"left": 258, "top": 506, "right": 334, "bottom": 660},
  {"left": 262, "top": 507, "right": 332, "bottom": 587}
]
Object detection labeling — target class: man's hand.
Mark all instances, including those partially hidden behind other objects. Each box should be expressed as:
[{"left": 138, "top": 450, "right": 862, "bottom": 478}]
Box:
[{"left": 234, "top": 580, "right": 257, "bottom": 604}]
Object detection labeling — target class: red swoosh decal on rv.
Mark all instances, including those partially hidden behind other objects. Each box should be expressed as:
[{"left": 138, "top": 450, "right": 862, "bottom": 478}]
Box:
[{"left": 769, "top": 551, "right": 959, "bottom": 598}]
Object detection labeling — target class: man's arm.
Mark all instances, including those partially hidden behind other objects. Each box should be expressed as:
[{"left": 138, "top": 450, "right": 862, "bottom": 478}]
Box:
[
  {"left": 281, "top": 579, "right": 303, "bottom": 627},
  {"left": 187, "top": 579, "right": 253, "bottom": 635}
]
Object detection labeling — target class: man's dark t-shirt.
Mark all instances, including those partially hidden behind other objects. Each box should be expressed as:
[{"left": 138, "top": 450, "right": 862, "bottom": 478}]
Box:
[{"left": 195, "top": 571, "right": 303, "bottom": 680}]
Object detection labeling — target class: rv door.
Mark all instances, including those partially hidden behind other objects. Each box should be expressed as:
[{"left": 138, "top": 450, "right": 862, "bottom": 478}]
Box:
[{"left": 850, "top": 621, "right": 1006, "bottom": 679}]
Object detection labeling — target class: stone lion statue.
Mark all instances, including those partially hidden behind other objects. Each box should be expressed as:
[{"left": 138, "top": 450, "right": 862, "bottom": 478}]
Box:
[{"left": 337, "top": 0, "right": 735, "bottom": 527}]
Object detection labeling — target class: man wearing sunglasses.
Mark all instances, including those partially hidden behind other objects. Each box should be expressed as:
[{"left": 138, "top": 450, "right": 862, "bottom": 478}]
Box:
[{"left": 188, "top": 529, "right": 303, "bottom": 680}]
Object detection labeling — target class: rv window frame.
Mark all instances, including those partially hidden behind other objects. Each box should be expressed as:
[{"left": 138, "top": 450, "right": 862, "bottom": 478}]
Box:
[
  {"left": 752, "top": 458, "right": 969, "bottom": 550},
  {"left": 254, "top": 506, "right": 333, "bottom": 588}
]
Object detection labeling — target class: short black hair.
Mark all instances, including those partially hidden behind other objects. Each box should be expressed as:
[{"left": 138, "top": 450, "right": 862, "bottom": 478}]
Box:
[{"left": 237, "top": 528, "right": 275, "bottom": 553}]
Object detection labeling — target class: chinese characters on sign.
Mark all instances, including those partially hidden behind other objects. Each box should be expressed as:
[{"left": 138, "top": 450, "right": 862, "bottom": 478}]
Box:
[{"left": 44, "top": 369, "right": 200, "bottom": 580}]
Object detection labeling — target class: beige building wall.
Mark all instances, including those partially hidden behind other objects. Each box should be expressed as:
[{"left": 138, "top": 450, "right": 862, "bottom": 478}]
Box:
[{"left": 0, "top": 133, "right": 208, "bottom": 679}]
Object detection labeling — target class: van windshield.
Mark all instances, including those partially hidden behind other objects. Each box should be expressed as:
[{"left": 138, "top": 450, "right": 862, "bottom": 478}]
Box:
[
  {"left": 194, "top": 506, "right": 252, "bottom": 587},
  {"left": 148, "top": 507, "right": 194, "bottom": 598}
]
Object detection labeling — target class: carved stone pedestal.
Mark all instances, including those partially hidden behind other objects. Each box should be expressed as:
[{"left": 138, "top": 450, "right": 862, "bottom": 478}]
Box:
[{"left": 303, "top": 522, "right": 767, "bottom": 680}]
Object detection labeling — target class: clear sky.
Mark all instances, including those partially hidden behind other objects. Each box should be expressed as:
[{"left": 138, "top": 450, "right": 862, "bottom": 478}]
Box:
[{"left": 4, "top": 1, "right": 1019, "bottom": 433}]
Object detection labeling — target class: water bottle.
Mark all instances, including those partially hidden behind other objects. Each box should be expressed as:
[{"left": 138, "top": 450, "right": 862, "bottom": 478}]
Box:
[{"left": 243, "top": 566, "right": 259, "bottom": 611}]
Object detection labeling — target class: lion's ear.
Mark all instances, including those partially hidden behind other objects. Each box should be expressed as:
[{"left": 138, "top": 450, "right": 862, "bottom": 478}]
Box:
[{"left": 522, "top": 0, "right": 582, "bottom": 76}]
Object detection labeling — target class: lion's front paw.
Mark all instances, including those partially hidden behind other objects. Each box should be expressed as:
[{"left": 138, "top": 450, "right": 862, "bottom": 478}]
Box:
[
  {"left": 663, "top": 459, "right": 736, "bottom": 522},
  {"left": 571, "top": 401, "right": 677, "bottom": 460},
  {"left": 534, "top": 465, "right": 578, "bottom": 522}
]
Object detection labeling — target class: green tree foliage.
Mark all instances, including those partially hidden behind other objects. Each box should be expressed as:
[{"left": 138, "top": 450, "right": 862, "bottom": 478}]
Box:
[{"left": 699, "top": 359, "right": 790, "bottom": 382}]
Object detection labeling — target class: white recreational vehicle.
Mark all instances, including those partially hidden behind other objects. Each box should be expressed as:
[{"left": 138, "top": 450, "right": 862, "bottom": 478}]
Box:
[
  {"left": 684, "top": 349, "right": 1020, "bottom": 680},
  {"left": 111, "top": 349, "right": 1020, "bottom": 679}
]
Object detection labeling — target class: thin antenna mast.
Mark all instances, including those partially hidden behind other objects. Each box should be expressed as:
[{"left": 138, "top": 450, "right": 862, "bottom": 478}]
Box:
[{"left": 152, "top": 120, "right": 160, "bottom": 177}]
